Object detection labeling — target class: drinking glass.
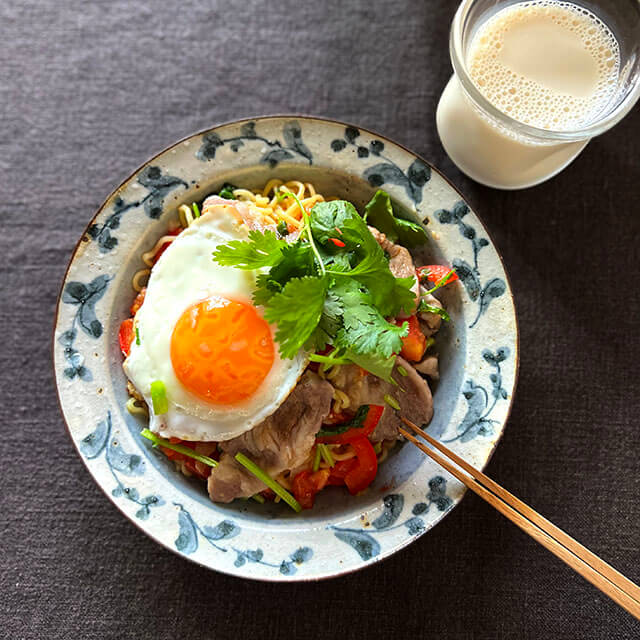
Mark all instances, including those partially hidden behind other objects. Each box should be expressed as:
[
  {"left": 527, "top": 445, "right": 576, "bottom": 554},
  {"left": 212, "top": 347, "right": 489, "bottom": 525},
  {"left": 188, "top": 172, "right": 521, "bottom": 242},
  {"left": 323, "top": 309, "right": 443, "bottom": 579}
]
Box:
[{"left": 436, "top": 0, "right": 640, "bottom": 189}]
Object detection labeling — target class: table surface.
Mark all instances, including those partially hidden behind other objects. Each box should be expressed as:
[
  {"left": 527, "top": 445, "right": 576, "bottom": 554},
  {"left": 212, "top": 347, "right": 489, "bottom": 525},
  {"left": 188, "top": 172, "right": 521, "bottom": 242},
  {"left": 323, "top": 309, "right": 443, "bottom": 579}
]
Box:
[{"left": 2, "top": 1, "right": 639, "bottom": 638}]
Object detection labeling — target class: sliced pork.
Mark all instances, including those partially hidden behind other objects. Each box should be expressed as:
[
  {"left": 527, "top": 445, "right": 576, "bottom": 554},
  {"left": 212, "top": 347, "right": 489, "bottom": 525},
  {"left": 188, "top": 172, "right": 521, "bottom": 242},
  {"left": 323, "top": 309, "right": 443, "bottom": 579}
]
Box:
[
  {"left": 329, "top": 356, "right": 433, "bottom": 442},
  {"left": 208, "top": 371, "right": 333, "bottom": 502}
]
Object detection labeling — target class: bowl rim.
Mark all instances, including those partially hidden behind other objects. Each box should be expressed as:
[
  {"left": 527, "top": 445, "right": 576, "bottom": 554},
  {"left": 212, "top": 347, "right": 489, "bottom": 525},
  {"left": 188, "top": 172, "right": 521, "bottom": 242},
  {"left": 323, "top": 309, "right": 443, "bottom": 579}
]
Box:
[{"left": 52, "top": 113, "right": 520, "bottom": 581}]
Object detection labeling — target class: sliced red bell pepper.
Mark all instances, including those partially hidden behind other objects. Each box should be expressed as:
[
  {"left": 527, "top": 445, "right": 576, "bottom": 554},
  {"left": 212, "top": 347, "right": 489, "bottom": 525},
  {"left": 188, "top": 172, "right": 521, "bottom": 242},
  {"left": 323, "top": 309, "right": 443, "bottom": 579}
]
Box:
[
  {"left": 316, "top": 404, "right": 384, "bottom": 444},
  {"left": 292, "top": 469, "right": 330, "bottom": 509},
  {"left": 118, "top": 318, "right": 135, "bottom": 357},
  {"left": 326, "top": 458, "right": 358, "bottom": 486},
  {"left": 344, "top": 437, "right": 378, "bottom": 495},
  {"left": 417, "top": 265, "right": 459, "bottom": 287},
  {"left": 130, "top": 287, "right": 147, "bottom": 316},
  {"left": 397, "top": 315, "right": 426, "bottom": 362},
  {"left": 153, "top": 227, "right": 183, "bottom": 263}
]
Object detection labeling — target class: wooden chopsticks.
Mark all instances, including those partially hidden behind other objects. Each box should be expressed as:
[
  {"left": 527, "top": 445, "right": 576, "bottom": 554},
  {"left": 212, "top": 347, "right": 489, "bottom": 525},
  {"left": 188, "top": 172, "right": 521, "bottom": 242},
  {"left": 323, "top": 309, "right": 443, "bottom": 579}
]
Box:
[{"left": 399, "top": 417, "right": 640, "bottom": 620}]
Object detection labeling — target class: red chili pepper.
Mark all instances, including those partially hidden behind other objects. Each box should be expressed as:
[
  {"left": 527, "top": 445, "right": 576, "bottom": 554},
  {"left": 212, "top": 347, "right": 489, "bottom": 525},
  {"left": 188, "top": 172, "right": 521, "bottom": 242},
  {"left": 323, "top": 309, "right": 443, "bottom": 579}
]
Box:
[
  {"left": 329, "top": 237, "right": 346, "bottom": 248},
  {"left": 326, "top": 458, "right": 358, "bottom": 486},
  {"left": 316, "top": 405, "right": 384, "bottom": 444},
  {"left": 396, "top": 315, "right": 426, "bottom": 362},
  {"left": 344, "top": 437, "right": 378, "bottom": 495},
  {"left": 292, "top": 469, "right": 330, "bottom": 509},
  {"left": 118, "top": 318, "right": 135, "bottom": 357},
  {"left": 417, "top": 265, "right": 459, "bottom": 286},
  {"left": 334, "top": 226, "right": 343, "bottom": 235}
]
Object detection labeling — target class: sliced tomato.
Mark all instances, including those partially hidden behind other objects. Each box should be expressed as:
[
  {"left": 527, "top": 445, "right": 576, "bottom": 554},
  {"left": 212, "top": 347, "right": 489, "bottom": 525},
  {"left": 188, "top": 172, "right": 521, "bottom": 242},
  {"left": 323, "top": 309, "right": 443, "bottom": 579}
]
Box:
[
  {"left": 316, "top": 405, "right": 384, "bottom": 444},
  {"left": 292, "top": 469, "right": 330, "bottom": 509},
  {"left": 397, "top": 315, "right": 426, "bottom": 362},
  {"left": 130, "top": 287, "right": 147, "bottom": 316},
  {"left": 344, "top": 437, "right": 378, "bottom": 495},
  {"left": 417, "top": 265, "right": 459, "bottom": 286},
  {"left": 118, "top": 318, "right": 135, "bottom": 357}
]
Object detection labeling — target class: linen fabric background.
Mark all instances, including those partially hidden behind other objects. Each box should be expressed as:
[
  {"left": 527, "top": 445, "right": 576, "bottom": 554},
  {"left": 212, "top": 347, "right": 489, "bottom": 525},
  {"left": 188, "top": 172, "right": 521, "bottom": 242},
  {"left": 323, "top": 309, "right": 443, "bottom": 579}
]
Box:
[{"left": 1, "top": 1, "right": 639, "bottom": 638}]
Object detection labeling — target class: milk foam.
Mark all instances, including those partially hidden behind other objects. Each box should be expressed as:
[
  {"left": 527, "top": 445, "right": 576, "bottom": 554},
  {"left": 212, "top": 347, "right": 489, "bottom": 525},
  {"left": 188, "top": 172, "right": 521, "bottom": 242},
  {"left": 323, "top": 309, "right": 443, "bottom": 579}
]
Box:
[{"left": 467, "top": 1, "right": 620, "bottom": 130}]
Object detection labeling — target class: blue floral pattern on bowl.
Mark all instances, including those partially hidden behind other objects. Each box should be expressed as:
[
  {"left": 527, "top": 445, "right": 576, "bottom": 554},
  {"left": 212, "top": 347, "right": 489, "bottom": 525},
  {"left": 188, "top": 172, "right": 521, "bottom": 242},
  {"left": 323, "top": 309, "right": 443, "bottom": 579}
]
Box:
[{"left": 54, "top": 116, "right": 518, "bottom": 581}]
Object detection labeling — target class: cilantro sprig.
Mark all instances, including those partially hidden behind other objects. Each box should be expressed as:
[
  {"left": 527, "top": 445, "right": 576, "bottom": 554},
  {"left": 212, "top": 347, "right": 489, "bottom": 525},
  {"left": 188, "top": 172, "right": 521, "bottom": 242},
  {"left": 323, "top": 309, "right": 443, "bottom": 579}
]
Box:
[{"left": 211, "top": 191, "right": 421, "bottom": 381}]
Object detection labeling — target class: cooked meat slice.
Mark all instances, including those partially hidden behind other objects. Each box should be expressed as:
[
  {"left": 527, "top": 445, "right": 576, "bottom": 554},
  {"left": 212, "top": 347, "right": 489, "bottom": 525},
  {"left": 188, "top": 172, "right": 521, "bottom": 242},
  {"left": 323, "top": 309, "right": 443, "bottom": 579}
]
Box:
[
  {"left": 414, "top": 354, "right": 439, "bottom": 380},
  {"left": 208, "top": 371, "right": 334, "bottom": 502},
  {"left": 329, "top": 356, "right": 433, "bottom": 441},
  {"left": 368, "top": 225, "right": 420, "bottom": 310},
  {"left": 418, "top": 288, "right": 443, "bottom": 336}
]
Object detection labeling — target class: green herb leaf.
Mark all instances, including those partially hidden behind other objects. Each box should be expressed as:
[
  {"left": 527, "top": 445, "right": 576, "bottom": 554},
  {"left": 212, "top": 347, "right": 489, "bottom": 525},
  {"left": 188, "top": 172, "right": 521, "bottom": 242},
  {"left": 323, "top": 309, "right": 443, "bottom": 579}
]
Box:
[
  {"left": 417, "top": 300, "right": 451, "bottom": 321},
  {"left": 213, "top": 229, "right": 288, "bottom": 269},
  {"left": 310, "top": 200, "right": 359, "bottom": 244},
  {"left": 331, "top": 280, "right": 408, "bottom": 359},
  {"left": 345, "top": 351, "right": 397, "bottom": 383},
  {"left": 364, "top": 190, "right": 428, "bottom": 247},
  {"left": 218, "top": 183, "right": 236, "bottom": 199},
  {"left": 335, "top": 216, "right": 415, "bottom": 317},
  {"left": 316, "top": 405, "right": 370, "bottom": 438},
  {"left": 276, "top": 220, "right": 289, "bottom": 236},
  {"left": 263, "top": 276, "right": 328, "bottom": 358}
]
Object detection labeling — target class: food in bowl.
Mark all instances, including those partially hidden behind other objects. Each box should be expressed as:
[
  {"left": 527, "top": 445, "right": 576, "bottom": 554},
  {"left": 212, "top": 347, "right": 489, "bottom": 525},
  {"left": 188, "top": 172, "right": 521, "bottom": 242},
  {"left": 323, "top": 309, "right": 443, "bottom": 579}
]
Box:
[{"left": 120, "top": 179, "right": 457, "bottom": 511}]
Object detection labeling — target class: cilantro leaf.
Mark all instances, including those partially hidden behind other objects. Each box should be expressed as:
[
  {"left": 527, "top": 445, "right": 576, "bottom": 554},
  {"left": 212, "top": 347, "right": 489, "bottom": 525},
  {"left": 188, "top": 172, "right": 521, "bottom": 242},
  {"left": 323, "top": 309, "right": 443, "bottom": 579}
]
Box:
[
  {"left": 336, "top": 216, "right": 415, "bottom": 317},
  {"left": 213, "top": 230, "right": 287, "bottom": 269},
  {"left": 331, "top": 280, "right": 409, "bottom": 358},
  {"left": 364, "top": 190, "right": 428, "bottom": 247},
  {"left": 310, "top": 200, "right": 359, "bottom": 244},
  {"left": 263, "top": 276, "right": 328, "bottom": 358},
  {"left": 346, "top": 351, "right": 397, "bottom": 383}
]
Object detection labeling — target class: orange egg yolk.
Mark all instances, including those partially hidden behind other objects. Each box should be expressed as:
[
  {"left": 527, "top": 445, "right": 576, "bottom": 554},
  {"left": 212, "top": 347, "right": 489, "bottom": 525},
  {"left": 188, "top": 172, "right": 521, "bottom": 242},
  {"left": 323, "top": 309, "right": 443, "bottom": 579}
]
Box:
[{"left": 170, "top": 297, "right": 274, "bottom": 405}]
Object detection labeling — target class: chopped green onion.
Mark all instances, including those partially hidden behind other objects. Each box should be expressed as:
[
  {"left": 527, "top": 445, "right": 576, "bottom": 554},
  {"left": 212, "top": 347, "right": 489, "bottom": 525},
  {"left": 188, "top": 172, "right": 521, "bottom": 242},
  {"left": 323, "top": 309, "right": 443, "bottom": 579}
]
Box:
[
  {"left": 397, "top": 365, "right": 408, "bottom": 377},
  {"left": 140, "top": 429, "right": 218, "bottom": 467},
  {"left": 384, "top": 394, "right": 400, "bottom": 411},
  {"left": 425, "top": 337, "right": 435, "bottom": 350},
  {"left": 192, "top": 202, "right": 201, "bottom": 218},
  {"left": 150, "top": 380, "right": 168, "bottom": 415},
  {"left": 417, "top": 300, "right": 450, "bottom": 321},
  {"left": 234, "top": 452, "right": 302, "bottom": 513},
  {"left": 424, "top": 269, "right": 457, "bottom": 295},
  {"left": 318, "top": 443, "right": 335, "bottom": 468},
  {"left": 135, "top": 326, "right": 141, "bottom": 346},
  {"left": 141, "top": 430, "right": 264, "bottom": 504},
  {"left": 312, "top": 445, "right": 322, "bottom": 472},
  {"left": 373, "top": 442, "right": 382, "bottom": 454}
]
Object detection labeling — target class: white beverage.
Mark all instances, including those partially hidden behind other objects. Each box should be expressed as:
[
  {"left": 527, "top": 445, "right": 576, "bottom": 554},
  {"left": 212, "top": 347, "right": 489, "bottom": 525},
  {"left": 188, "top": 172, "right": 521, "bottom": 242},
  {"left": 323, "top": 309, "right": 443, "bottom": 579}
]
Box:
[{"left": 437, "top": 1, "right": 621, "bottom": 188}]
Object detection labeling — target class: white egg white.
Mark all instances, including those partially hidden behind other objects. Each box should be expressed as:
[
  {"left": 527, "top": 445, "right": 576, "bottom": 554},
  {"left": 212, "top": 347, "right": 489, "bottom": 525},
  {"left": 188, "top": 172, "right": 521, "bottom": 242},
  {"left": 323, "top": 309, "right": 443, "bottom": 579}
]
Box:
[{"left": 123, "top": 207, "right": 307, "bottom": 441}]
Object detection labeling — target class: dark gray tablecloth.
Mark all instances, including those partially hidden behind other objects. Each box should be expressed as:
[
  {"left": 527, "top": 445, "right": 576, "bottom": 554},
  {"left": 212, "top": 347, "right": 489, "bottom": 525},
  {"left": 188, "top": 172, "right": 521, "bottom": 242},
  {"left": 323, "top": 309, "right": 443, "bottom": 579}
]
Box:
[{"left": 2, "top": 1, "right": 639, "bottom": 638}]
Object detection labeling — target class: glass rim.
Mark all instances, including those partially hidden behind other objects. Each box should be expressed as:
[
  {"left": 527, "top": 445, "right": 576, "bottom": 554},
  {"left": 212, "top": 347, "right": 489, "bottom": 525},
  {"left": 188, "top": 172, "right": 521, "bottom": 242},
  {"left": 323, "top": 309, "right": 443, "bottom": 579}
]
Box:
[{"left": 450, "top": 0, "right": 640, "bottom": 142}]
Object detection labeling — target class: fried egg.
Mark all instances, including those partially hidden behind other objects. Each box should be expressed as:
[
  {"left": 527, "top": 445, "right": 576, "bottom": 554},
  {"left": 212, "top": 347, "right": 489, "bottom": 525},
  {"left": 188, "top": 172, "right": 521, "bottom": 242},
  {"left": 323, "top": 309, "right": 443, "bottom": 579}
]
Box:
[{"left": 123, "top": 202, "right": 307, "bottom": 441}]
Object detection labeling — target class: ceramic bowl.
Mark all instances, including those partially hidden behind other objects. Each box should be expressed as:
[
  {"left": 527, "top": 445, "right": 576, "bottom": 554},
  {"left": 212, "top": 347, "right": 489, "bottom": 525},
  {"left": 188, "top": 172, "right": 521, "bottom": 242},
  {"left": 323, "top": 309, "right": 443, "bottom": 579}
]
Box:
[{"left": 53, "top": 116, "right": 518, "bottom": 580}]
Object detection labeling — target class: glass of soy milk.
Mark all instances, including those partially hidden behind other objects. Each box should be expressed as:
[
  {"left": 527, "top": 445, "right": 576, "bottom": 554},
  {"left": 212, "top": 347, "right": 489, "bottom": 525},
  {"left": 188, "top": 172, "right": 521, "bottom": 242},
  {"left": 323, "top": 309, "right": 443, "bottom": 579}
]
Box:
[{"left": 436, "top": 0, "right": 640, "bottom": 189}]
